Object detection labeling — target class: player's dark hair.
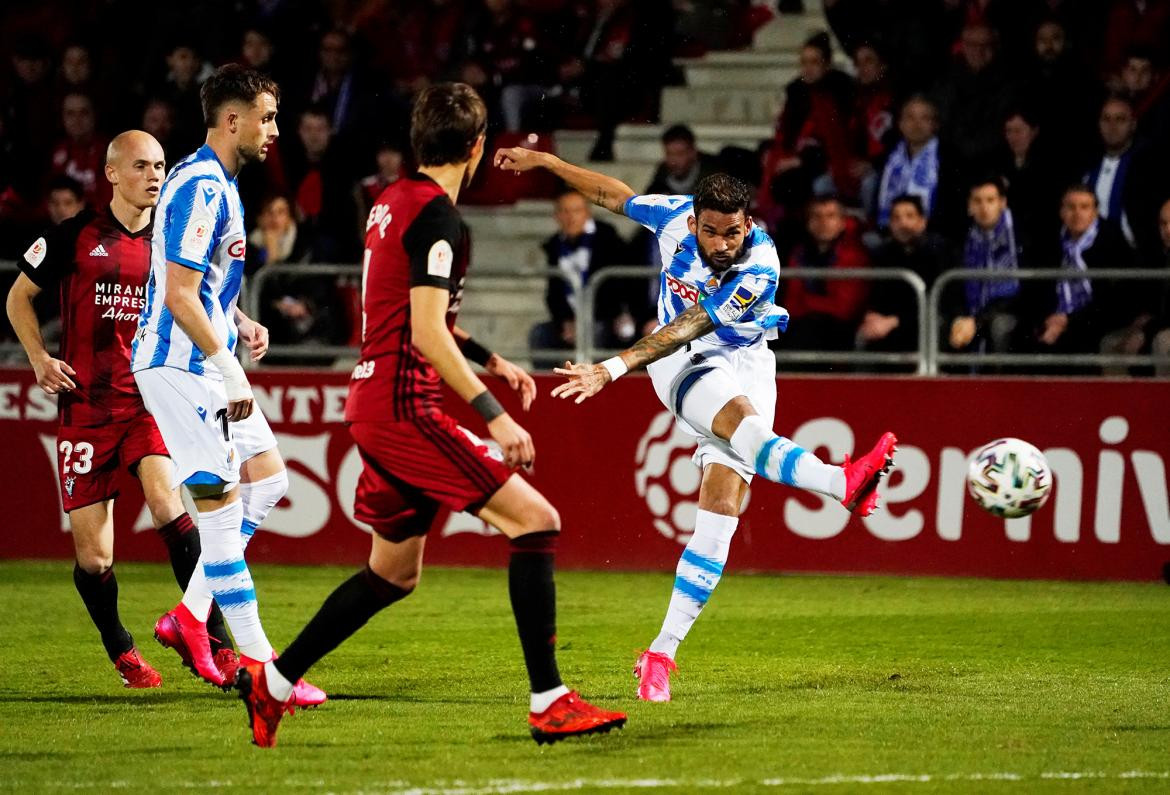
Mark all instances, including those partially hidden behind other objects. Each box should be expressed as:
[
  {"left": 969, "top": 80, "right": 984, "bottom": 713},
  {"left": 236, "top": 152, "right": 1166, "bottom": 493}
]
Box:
[
  {"left": 410, "top": 82, "right": 487, "bottom": 167},
  {"left": 968, "top": 174, "right": 1007, "bottom": 197},
  {"left": 661, "top": 124, "right": 696, "bottom": 146},
  {"left": 1062, "top": 183, "right": 1098, "bottom": 207},
  {"left": 692, "top": 174, "right": 752, "bottom": 218},
  {"left": 47, "top": 174, "right": 85, "bottom": 201},
  {"left": 200, "top": 64, "right": 280, "bottom": 127},
  {"left": 890, "top": 194, "right": 925, "bottom": 216}
]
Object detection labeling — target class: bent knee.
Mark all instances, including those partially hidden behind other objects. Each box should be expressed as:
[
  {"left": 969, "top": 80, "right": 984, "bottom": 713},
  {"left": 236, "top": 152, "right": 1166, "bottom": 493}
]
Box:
[
  {"left": 76, "top": 554, "right": 113, "bottom": 575},
  {"left": 522, "top": 500, "right": 560, "bottom": 534}
]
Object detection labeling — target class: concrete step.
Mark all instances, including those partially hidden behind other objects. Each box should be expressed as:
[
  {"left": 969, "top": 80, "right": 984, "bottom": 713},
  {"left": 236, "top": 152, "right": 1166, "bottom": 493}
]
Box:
[
  {"left": 455, "top": 312, "right": 539, "bottom": 358},
  {"left": 682, "top": 60, "right": 799, "bottom": 87},
  {"left": 470, "top": 237, "right": 546, "bottom": 272},
  {"left": 660, "top": 85, "right": 779, "bottom": 126},
  {"left": 610, "top": 122, "right": 771, "bottom": 160},
  {"left": 752, "top": 13, "right": 831, "bottom": 52}
]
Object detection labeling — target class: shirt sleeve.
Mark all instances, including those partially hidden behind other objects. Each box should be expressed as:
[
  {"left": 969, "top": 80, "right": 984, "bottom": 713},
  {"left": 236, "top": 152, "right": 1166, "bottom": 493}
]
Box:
[
  {"left": 165, "top": 177, "right": 224, "bottom": 271},
  {"left": 17, "top": 212, "right": 88, "bottom": 289},
  {"left": 623, "top": 194, "right": 690, "bottom": 233},
  {"left": 402, "top": 195, "right": 462, "bottom": 290}
]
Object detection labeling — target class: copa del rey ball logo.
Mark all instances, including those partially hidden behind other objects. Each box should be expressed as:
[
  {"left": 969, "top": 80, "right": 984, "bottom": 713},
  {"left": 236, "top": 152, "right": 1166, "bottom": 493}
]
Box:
[{"left": 634, "top": 410, "right": 748, "bottom": 545}]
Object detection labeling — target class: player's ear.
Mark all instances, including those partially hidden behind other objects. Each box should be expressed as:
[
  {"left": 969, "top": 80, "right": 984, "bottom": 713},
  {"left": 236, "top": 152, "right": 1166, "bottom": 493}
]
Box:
[
  {"left": 687, "top": 215, "right": 697, "bottom": 236},
  {"left": 743, "top": 214, "right": 753, "bottom": 232},
  {"left": 105, "top": 162, "right": 118, "bottom": 186}
]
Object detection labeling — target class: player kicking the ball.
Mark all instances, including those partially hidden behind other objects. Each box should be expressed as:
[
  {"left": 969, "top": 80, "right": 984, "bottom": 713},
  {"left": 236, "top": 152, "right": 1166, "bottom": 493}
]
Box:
[
  {"left": 494, "top": 149, "right": 897, "bottom": 703},
  {"left": 6, "top": 131, "right": 232, "bottom": 687},
  {"left": 236, "top": 83, "right": 625, "bottom": 747},
  {"left": 131, "top": 65, "right": 322, "bottom": 705}
]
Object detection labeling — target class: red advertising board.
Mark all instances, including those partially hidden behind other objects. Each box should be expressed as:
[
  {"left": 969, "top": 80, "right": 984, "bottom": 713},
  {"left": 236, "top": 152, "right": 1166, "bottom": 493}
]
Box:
[{"left": 2, "top": 367, "right": 1168, "bottom": 581}]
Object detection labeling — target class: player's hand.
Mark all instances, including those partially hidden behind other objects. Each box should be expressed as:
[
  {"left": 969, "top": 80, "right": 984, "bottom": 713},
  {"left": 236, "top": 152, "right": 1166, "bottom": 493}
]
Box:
[
  {"left": 551, "top": 360, "right": 610, "bottom": 404},
  {"left": 493, "top": 146, "right": 548, "bottom": 174},
  {"left": 485, "top": 353, "right": 537, "bottom": 411},
  {"left": 32, "top": 355, "right": 77, "bottom": 395},
  {"left": 237, "top": 315, "right": 270, "bottom": 362},
  {"left": 487, "top": 413, "right": 535, "bottom": 469},
  {"left": 226, "top": 397, "right": 254, "bottom": 422}
]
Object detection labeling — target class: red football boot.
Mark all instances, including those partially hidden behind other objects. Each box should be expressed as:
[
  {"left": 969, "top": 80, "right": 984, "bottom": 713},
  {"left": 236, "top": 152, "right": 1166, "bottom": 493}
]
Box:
[
  {"left": 240, "top": 654, "right": 327, "bottom": 710},
  {"left": 153, "top": 604, "right": 226, "bottom": 688},
  {"left": 528, "top": 691, "right": 627, "bottom": 745},
  {"left": 841, "top": 432, "right": 898, "bottom": 517},
  {"left": 634, "top": 650, "right": 678, "bottom": 702},
  {"left": 113, "top": 648, "right": 162, "bottom": 689},
  {"left": 236, "top": 662, "right": 288, "bottom": 748},
  {"left": 214, "top": 648, "right": 240, "bottom": 685}
]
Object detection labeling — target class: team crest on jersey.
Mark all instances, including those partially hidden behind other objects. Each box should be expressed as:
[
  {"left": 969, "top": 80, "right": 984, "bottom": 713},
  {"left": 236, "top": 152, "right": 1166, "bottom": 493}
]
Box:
[
  {"left": 705, "top": 275, "right": 720, "bottom": 292},
  {"left": 24, "top": 237, "right": 47, "bottom": 268},
  {"left": 64, "top": 476, "right": 75, "bottom": 497}
]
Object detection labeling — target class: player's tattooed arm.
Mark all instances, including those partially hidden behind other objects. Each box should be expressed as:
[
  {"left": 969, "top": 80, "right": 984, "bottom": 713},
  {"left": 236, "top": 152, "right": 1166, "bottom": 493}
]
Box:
[
  {"left": 492, "top": 148, "right": 634, "bottom": 215},
  {"left": 552, "top": 304, "right": 714, "bottom": 404},
  {"left": 622, "top": 304, "right": 714, "bottom": 371}
]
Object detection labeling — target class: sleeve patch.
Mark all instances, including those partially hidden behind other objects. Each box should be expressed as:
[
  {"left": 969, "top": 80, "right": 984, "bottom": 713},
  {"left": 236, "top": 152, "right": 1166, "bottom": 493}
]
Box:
[
  {"left": 427, "top": 239, "right": 453, "bottom": 278},
  {"left": 23, "top": 237, "right": 47, "bottom": 268},
  {"left": 713, "top": 277, "right": 764, "bottom": 326}
]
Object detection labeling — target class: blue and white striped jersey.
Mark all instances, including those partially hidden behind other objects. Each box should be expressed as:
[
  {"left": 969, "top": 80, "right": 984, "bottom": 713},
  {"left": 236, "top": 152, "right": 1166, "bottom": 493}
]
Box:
[
  {"left": 131, "top": 144, "right": 247, "bottom": 378},
  {"left": 625, "top": 194, "right": 788, "bottom": 348}
]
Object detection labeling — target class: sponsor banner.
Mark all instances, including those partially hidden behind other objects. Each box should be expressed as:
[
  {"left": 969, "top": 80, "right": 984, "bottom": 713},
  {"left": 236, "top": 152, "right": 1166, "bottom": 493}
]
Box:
[{"left": 2, "top": 368, "right": 1168, "bottom": 581}]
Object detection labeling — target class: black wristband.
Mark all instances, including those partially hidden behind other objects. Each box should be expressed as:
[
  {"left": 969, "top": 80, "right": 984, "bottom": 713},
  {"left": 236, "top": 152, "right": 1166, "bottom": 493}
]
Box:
[
  {"left": 461, "top": 336, "right": 494, "bottom": 367},
  {"left": 470, "top": 390, "right": 505, "bottom": 423}
]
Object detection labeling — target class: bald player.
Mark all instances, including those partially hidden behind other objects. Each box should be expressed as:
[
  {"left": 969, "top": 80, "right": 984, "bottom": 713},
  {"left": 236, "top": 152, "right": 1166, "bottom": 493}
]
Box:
[{"left": 6, "top": 130, "right": 233, "bottom": 688}]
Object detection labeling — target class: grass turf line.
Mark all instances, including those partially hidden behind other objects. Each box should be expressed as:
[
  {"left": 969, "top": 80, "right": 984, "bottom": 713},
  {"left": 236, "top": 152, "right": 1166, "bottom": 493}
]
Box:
[{"left": 0, "top": 560, "right": 1168, "bottom": 793}]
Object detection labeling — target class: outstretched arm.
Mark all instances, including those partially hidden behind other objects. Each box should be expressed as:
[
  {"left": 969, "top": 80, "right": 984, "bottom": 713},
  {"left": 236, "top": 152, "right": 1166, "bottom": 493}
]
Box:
[
  {"left": 551, "top": 304, "right": 715, "bottom": 404},
  {"left": 493, "top": 148, "right": 635, "bottom": 216}
]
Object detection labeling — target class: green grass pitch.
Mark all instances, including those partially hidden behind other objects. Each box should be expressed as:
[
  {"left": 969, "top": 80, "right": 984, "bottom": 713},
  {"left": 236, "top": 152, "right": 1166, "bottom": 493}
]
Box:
[{"left": 1, "top": 560, "right": 1169, "bottom": 793}]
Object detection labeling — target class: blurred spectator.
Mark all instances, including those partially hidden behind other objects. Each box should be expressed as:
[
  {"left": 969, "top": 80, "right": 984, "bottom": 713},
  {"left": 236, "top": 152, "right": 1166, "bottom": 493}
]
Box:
[
  {"left": 1147, "top": 198, "right": 1170, "bottom": 375},
  {"left": 252, "top": 194, "right": 343, "bottom": 350},
  {"left": 305, "top": 28, "right": 383, "bottom": 149},
  {"left": 875, "top": 95, "right": 963, "bottom": 236},
  {"left": 646, "top": 125, "right": 719, "bottom": 195},
  {"left": 239, "top": 27, "right": 277, "bottom": 77},
  {"left": 1018, "top": 18, "right": 1103, "bottom": 163},
  {"left": 1114, "top": 47, "right": 1170, "bottom": 140},
  {"left": 823, "top": 0, "right": 949, "bottom": 93},
  {"left": 529, "top": 189, "right": 641, "bottom": 365},
  {"left": 284, "top": 106, "right": 361, "bottom": 262},
  {"left": 356, "top": 140, "right": 406, "bottom": 228},
  {"left": 777, "top": 196, "right": 870, "bottom": 360},
  {"left": 1027, "top": 185, "right": 1135, "bottom": 357},
  {"left": 858, "top": 195, "right": 950, "bottom": 357},
  {"left": 49, "top": 93, "right": 110, "bottom": 208},
  {"left": 1082, "top": 96, "right": 1158, "bottom": 251},
  {"left": 141, "top": 98, "right": 181, "bottom": 166},
  {"left": 455, "top": 0, "right": 549, "bottom": 132},
  {"left": 3, "top": 38, "right": 56, "bottom": 186},
  {"left": 1101, "top": 0, "right": 1170, "bottom": 78},
  {"left": 45, "top": 174, "right": 85, "bottom": 225},
  {"left": 992, "top": 109, "right": 1060, "bottom": 249},
  {"left": 849, "top": 42, "right": 896, "bottom": 208},
  {"left": 949, "top": 177, "right": 1022, "bottom": 356},
  {"left": 931, "top": 24, "right": 1016, "bottom": 164},
  {"left": 156, "top": 42, "right": 212, "bottom": 153},
  {"left": 57, "top": 44, "right": 96, "bottom": 100},
  {"left": 757, "top": 32, "right": 858, "bottom": 232},
  {"left": 354, "top": 0, "right": 464, "bottom": 98}
]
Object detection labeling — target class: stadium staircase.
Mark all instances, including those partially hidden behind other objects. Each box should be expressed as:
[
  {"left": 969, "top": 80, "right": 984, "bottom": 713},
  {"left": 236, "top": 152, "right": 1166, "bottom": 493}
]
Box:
[{"left": 458, "top": 7, "right": 830, "bottom": 361}]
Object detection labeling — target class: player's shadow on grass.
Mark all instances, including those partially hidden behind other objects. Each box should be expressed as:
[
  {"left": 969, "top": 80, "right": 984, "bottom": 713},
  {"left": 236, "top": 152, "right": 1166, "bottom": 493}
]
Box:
[
  {"left": 0, "top": 692, "right": 218, "bottom": 705},
  {"left": 1111, "top": 724, "right": 1170, "bottom": 732},
  {"left": 489, "top": 721, "right": 731, "bottom": 746}
]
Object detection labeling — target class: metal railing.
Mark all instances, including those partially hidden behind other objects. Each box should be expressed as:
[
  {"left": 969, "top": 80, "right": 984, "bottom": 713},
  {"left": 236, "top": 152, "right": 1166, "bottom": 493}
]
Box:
[{"left": 925, "top": 269, "right": 1170, "bottom": 375}]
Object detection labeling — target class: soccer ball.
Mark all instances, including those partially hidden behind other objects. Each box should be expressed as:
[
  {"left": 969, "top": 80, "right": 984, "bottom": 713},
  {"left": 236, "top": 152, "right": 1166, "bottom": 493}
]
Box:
[{"left": 966, "top": 438, "right": 1053, "bottom": 518}]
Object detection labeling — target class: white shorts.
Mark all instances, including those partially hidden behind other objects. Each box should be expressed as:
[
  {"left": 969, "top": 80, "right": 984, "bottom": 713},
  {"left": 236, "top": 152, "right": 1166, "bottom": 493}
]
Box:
[
  {"left": 134, "top": 367, "right": 277, "bottom": 489},
  {"left": 646, "top": 339, "right": 777, "bottom": 482}
]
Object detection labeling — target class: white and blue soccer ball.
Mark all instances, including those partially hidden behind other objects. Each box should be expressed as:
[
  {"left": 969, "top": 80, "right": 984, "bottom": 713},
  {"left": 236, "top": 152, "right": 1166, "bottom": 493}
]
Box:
[{"left": 966, "top": 437, "right": 1053, "bottom": 519}]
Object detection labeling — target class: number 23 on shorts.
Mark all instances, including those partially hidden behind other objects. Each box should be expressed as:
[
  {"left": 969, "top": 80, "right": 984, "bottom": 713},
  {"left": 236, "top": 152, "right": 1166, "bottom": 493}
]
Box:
[{"left": 59, "top": 439, "right": 94, "bottom": 475}]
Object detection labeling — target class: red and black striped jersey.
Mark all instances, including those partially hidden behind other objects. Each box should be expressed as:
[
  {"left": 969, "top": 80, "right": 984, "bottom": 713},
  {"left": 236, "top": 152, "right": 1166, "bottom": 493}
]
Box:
[
  {"left": 345, "top": 173, "right": 471, "bottom": 422},
  {"left": 18, "top": 207, "right": 152, "bottom": 427}
]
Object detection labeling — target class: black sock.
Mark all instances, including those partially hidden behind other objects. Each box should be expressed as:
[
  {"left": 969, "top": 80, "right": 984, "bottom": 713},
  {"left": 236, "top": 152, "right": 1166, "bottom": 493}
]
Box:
[
  {"left": 156, "top": 513, "right": 229, "bottom": 654},
  {"left": 508, "top": 531, "right": 563, "bottom": 694},
  {"left": 275, "top": 566, "right": 409, "bottom": 684},
  {"left": 73, "top": 563, "right": 133, "bottom": 662}
]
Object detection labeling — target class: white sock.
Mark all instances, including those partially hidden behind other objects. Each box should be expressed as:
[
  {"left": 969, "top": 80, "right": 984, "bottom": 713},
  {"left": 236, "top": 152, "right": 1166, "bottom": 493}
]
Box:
[
  {"left": 264, "top": 659, "right": 294, "bottom": 702},
  {"left": 180, "top": 562, "right": 214, "bottom": 620},
  {"left": 198, "top": 500, "right": 273, "bottom": 661},
  {"left": 239, "top": 470, "right": 288, "bottom": 549},
  {"left": 648, "top": 509, "right": 738, "bottom": 659},
  {"left": 729, "top": 415, "right": 845, "bottom": 499},
  {"left": 530, "top": 684, "right": 570, "bottom": 714}
]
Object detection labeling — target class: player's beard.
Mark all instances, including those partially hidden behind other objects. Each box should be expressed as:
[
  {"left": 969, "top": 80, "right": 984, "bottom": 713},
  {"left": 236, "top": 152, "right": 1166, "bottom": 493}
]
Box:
[
  {"left": 696, "top": 242, "right": 745, "bottom": 273},
  {"left": 238, "top": 141, "right": 267, "bottom": 165}
]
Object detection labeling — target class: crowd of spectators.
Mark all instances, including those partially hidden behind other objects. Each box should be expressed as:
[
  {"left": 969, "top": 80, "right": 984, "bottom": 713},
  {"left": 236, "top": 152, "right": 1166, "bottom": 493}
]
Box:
[{"left": 2, "top": 1, "right": 1169, "bottom": 373}]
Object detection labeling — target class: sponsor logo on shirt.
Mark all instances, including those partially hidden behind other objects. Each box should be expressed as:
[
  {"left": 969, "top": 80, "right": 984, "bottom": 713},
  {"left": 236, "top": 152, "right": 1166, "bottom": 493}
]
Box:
[
  {"left": 89, "top": 244, "right": 109, "bottom": 257},
  {"left": 665, "top": 273, "right": 699, "bottom": 304},
  {"left": 24, "top": 237, "right": 47, "bottom": 268},
  {"left": 713, "top": 280, "right": 762, "bottom": 326},
  {"left": 228, "top": 238, "right": 246, "bottom": 259}
]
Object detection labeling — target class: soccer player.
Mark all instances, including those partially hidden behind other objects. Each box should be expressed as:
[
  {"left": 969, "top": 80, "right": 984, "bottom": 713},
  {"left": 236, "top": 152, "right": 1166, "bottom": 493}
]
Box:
[
  {"left": 494, "top": 148, "right": 898, "bottom": 702},
  {"left": 236, "top": 83, "right": 627, "bottom": 748},
  {"left": 131, "top": 65, "right": 323, "bottom": 705},
  {"left": 5, "top": 130, "right": 231, "bottom": 687}
]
